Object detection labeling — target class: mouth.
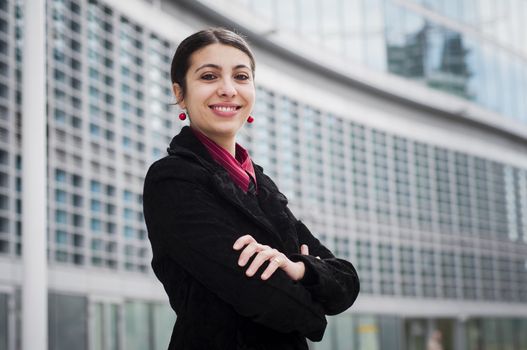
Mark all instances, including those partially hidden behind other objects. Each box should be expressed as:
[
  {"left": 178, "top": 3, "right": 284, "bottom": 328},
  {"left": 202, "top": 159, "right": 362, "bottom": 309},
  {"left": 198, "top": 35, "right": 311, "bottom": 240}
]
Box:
[{"left": 209, "top": 104, "right": 242, "bottom": 112}]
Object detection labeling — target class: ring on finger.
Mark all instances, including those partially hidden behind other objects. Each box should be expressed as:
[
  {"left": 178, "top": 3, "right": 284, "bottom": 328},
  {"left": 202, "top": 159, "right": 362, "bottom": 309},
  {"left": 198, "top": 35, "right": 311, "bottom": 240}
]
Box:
[{"left": 273, "top": 257, "right": 282, "bottom": 266}]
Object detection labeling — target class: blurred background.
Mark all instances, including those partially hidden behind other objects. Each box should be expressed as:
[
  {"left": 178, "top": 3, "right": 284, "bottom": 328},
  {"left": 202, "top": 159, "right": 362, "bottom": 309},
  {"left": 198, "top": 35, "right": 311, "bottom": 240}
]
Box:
[{"left": 1, "top": 0, "right": 527, "bottom": 349}]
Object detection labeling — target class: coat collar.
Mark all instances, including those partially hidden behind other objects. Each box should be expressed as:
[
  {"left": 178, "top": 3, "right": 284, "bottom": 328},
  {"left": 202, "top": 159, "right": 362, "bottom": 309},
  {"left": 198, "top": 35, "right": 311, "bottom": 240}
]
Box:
[{"left": 167, "top": 126, "right": 292, "bottom": 251}]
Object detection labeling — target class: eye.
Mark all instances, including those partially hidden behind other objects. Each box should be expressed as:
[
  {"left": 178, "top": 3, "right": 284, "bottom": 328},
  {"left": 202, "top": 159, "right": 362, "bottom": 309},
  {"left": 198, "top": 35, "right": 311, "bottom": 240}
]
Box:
[
  {"left": 235, "top": 73, "right": 250, "bottom": 81},
  {"left": 201, "top": 73, "right": 217, "bottom": 81}
]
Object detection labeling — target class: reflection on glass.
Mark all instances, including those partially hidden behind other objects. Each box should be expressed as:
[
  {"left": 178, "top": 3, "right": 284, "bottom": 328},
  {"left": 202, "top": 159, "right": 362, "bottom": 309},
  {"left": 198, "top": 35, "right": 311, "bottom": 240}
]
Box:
[
  {"left": 385, "top": 5, "right": 425, "bottom": 78},
  {"left": 276, "top": 0, "right": 297, "bottom": 32},
  {"left": 232, "top": 0, "right": 526, "bottom": 121},
  {"left": 425, "top": 28, "right": 470, "bottom": 98},
  {"left": 435, "top": 318, "right": 455, "bottom": 350},
  {"left": 48, "top": 293, "right": 87, "bottom": 350},
  {"left": 461, "top": 0, "right": 478, "bottom": 25},
  {"left": 464, "top": 37, "right": 482, "bottom": 103},
  {"left": 249, "top": 0, "right": 274, "bottom": 22},
  {"left": 499, "top": 51, "right": 515, "bottom": 119},
  {"left": 519, "top": 319, "right": 527, "bottom": 349},
  {"left": 124, "top": 301, "right": 150, "bottom": 350},
  {"left": 444, "top": 0, "right": 460, "bottom": 20},
  {"left": 356, "top": 315, "right": 380, "bottom": 350},
  {"left": 321, "top": 0, "right": 342, "bottom": 53},
  {"left": 334, "top": 314, "right": 355, "bottom": 350},
  {"left": 405, "top": 318, "right": 427, "bottom": 350},
  {"left": 482, "top": 319, "right": 500, "bottom": 350},
  {"left": 482, "top": 43, "right": 500, "bottom": 111},
  {"left": 0, "top": 293, "right": 7, "bottom": 350},
  {"left": 343, "top": 0, "right": 365, "bottom": 63},
  {"left": 93, "top": 302, "right": 119, "bottom": 350},
  {"left": 364, "top": 0, "right": 386, "bottom": 70},
  {"left": 513, "top": 58, "right": 526, "bottom": 122},
  {"left": 298, "top": 0, "right": 318, "bottom": 40},
  {"left": 152, "top": 303, "right": 176, "bottom": 350}
]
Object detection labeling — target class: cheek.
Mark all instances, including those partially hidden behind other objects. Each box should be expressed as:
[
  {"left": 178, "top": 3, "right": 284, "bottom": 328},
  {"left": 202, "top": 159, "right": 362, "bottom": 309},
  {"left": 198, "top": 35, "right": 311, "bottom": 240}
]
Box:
[
  {"left": 184, "top": 89, "right": 207, "bottom": 110},
  {"left": 243, "top": 87, "right": 256, "bottom": 106}
]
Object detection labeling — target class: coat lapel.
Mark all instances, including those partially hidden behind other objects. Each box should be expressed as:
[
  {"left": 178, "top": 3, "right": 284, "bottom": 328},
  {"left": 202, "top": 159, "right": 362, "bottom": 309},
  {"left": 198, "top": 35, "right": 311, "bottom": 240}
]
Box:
[
  {"left": 168, "top": 127, "right": 286, "bottom": 250},
  {"left": 209, "top": 170, "right": 286, "bottom": 250},
  {"left": 254, "top": 168, "right": 300, "bottom": 253}
]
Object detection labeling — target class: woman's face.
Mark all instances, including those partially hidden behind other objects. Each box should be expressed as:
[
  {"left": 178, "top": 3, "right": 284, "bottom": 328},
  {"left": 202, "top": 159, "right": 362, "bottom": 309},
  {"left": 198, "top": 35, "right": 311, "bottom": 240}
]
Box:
[{"left": 174, "top": 43, "right": 255, "bottom": 143}]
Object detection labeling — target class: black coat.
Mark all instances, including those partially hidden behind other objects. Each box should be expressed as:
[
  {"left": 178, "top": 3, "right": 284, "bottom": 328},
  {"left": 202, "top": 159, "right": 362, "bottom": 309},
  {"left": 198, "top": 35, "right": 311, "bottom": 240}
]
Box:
[{"left": 143, "top": 126, "right": 360, "bottom": 349}]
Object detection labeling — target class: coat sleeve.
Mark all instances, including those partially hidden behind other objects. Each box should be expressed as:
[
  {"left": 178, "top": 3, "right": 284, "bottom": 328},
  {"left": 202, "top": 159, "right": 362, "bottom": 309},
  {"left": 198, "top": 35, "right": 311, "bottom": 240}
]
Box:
[
  {"left": 287, "top": 212, "right": 360, "bottom": 316},
  {"left": 143, "top": 159, "right": 327, "bottom": 341}
]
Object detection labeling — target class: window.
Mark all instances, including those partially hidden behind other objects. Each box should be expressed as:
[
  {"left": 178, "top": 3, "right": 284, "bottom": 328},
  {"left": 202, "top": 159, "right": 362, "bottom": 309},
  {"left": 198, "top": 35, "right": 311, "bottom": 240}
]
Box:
[
  {"left": 91, "top": 219, "right": 102, "bottom": 232},
  {"left": 91, "top": 200, "right": 101, "bottom": 212},
  {"left": 90, "top": 180, "right": 101, "bottom": 193},
  {"left": 0, "top": 293, "right": 8, "bottom": 349},
  {"left": 55, "top": 210, "right": 67, "bottom": 224},
  {"left": 55, "top": 169, "right": 67, "bottom": 183},
  {"left": 93, "top": 302, "right": 119, "bottom": 350},
  {"left": 55, "top": 190, "right": 67, "bottom": 204},
  {"left": 49, "top": 293, "right": 87, "bottom": 350}
]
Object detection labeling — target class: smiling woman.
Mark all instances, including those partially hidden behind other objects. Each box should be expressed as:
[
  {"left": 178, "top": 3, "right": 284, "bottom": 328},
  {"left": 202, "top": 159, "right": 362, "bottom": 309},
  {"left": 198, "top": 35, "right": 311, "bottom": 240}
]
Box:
[{"left": 142, "top": 27, "right": 360, "bottom": 350}]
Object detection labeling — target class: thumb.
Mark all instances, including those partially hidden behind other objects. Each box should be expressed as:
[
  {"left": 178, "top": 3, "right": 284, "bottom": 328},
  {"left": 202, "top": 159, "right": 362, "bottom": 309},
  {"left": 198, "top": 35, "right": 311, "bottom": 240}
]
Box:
[{"left": 300, "top": 244, "right": 309, "bottom": 255}]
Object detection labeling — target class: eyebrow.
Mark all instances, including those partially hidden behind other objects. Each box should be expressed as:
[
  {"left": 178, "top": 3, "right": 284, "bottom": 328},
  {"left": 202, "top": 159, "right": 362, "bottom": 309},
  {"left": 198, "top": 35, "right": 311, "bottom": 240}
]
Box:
[{"left": 194, "top": 63, "right": 251, "bottom": 73}]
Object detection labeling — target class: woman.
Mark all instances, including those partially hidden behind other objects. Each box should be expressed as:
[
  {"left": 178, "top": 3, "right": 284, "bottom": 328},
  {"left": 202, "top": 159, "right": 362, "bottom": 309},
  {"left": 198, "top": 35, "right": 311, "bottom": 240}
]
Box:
[{"left": 143, "top": 28, "right": 360, "bottom": 350}]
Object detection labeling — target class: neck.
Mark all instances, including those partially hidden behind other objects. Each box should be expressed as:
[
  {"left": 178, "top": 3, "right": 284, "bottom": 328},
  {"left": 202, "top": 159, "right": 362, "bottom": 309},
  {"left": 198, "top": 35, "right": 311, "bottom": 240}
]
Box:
[
  {"left": 190, "top": 125, "right": 236, "bottom": 157},
  {"left": 213, "top": 137, "right": 236, "bottom": 157}
]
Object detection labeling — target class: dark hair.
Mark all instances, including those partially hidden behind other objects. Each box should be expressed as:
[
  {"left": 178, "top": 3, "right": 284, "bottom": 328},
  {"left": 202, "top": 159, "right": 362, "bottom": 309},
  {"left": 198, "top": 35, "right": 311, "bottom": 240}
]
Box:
[{"left": 170, "top": 28, "right": 256, "bottom": 102}]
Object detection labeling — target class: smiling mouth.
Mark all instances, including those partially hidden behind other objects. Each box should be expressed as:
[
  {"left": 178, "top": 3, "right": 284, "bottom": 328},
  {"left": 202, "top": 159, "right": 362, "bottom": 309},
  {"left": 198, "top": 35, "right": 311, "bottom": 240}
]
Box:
[{"left": 210, "top": 105, "right": 241, "bottom": 112}]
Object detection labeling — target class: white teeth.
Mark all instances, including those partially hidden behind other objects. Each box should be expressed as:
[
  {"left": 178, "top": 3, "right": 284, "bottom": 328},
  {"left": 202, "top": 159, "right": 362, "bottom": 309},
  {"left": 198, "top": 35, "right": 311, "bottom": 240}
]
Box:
[{"left": 213, "top": 106, "right": 237, "bottom": 112}]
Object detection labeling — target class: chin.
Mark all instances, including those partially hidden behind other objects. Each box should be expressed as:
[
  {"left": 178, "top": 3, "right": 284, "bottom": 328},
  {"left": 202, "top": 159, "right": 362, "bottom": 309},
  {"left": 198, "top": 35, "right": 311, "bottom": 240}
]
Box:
[{"left": 215, "top": 121, "right": 244, "bottom": 133}]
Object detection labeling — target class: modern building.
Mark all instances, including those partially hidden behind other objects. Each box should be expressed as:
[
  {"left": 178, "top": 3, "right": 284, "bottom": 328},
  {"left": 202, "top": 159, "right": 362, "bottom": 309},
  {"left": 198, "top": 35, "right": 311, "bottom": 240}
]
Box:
[{"left": 1, "top": 0, "right": 527, "bottom": 349}]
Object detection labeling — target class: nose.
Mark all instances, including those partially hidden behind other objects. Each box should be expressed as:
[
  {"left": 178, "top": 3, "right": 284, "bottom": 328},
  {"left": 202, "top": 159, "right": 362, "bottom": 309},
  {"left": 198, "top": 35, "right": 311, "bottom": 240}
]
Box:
[{"left": 217, "top": 78, "right": 237, "bottom": 97}]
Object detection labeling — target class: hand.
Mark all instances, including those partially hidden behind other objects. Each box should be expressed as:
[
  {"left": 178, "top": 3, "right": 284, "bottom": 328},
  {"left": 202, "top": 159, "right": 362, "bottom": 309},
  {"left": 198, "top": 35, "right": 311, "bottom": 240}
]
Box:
[{"left": 233, "top": 235, "right": 306, "bottom": 281}]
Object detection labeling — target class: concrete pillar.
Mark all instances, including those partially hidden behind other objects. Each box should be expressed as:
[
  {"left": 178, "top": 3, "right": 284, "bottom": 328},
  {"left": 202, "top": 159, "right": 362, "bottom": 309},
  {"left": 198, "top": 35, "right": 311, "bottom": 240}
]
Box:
[{"left": 21, "top": 0, "right": 48, "bottom": 349}]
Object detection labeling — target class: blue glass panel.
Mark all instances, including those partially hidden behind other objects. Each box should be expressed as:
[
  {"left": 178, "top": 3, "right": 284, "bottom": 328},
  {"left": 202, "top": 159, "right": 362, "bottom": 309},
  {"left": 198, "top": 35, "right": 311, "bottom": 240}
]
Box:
[
  {"left": 464, "top": 37, "right": 483, "bottom": 103},
  {"left": 298, "top": 0, "right": 318, "bottom": 40},
  {"left": 343, "top": 0, "right": 365, "bottom": 63},
  {"left": 276, "top": 0, "right": 298, "bottom": 32},
  {"left": 321, "top": 0, "right": 342, "bottom": 53},
  {"left": 364, "top": 0, "right": 386, "bottom": 70},
  {"left": 497, "top": 51, "right": 513, "bottom": 118}
]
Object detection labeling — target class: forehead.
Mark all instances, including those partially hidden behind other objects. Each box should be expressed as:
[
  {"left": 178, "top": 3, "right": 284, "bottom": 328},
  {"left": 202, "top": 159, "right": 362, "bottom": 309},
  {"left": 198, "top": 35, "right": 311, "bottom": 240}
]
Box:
[{"left": 189, "top": 43, "right": 252, "bottom": 69}]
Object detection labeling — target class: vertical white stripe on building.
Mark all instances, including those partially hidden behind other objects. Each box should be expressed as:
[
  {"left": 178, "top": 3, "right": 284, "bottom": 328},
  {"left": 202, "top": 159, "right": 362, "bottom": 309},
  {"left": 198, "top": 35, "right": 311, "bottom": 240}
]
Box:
[{"left": 22, "top": 0, "right": 47, "bottom": 349}]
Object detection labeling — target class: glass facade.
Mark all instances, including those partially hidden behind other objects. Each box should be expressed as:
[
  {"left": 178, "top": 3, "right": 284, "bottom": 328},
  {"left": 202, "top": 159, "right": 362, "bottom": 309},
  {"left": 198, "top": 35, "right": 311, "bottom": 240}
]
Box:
[
  {"left": 244, "top": 85, "right": 527, "bottom": 302},
  {"left": 0, "top": 290, "right": 174, "bottom": 350},
  {"left": 93, "top": 301, "right": 119, "bottom": 350},
  {"left": 1, "top": 0, "right": 527, "bottom": 349},
  {"left": 48, "top": 293, "right": 88, "bottom": 350},
  {"left": 0, "top": 293, "right": 7, "bottom": 350},
  {"left": 123, "top": 300, "right": 175, "bottom": 350},
  {"left": 219, "top": 0, "right": 527, "bottom": 124},
  {"left": 45, "top": 0, "right": 175, "bottom": 272},
  {"left": 310, "top": 314, "right": 527, "bottom": 350}
]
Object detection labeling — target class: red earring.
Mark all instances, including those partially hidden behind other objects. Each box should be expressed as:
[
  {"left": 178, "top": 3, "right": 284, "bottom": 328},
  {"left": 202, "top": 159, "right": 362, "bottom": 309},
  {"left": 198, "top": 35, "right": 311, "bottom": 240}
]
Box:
[
  {"left": 179, "top": 112, "right": 186, "bottom": 120},
  {"left": 247, "top": 116, "right": 254, "bottom": 123}
]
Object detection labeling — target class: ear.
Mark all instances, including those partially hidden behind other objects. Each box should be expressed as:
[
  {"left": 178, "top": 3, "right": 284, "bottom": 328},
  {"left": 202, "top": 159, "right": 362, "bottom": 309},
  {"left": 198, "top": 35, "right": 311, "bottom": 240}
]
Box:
[{"left": 172, "top": 83, "right": 186, "bottom": 109}]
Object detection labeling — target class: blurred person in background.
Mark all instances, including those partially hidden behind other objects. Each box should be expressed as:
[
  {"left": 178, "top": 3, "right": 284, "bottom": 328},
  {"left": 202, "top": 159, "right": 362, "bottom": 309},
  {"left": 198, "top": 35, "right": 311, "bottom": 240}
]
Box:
[
  {"left": 143, "top": 27, "right": 360, "bottom": 350},
  {"left": 427, "top": 329, "right": 444, "bottom": 350}
]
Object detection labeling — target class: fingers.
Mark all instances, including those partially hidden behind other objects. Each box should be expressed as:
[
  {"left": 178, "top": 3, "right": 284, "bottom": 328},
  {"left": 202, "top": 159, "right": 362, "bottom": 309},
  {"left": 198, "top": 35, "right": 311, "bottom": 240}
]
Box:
[
  {"left": 238, "top": 242, "right": 270, "bottom": 267},
  {"left": 261, "top": 255, "right": 283, "bottom": 280},
  {"left": 245, "top": 248, "right": 280, "bottom": 277},
  {"left": 234, "top": 235, "right": 288, "bottom": 280},
  {"left": 250, "top": 250, "right": 287, "bottom": 280},
  {"left": 233, "top": 234, "right": 256, "bottom": 250}
]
